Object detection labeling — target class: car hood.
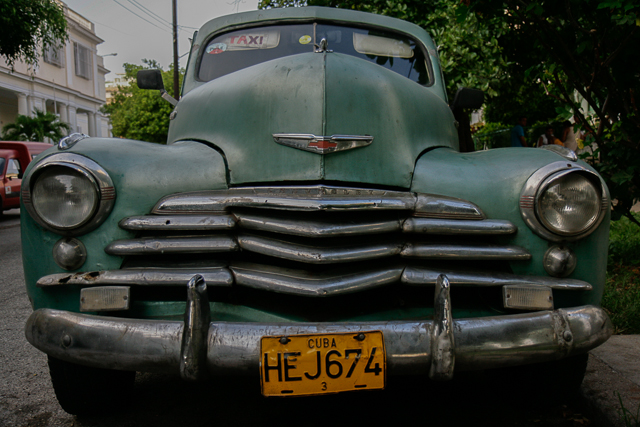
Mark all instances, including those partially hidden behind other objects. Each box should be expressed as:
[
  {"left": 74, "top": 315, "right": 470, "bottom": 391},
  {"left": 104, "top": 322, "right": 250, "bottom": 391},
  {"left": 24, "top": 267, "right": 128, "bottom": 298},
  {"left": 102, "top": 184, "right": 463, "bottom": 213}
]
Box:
[{"left": 168, "top": 52, "right": 457, "bottom": 188}]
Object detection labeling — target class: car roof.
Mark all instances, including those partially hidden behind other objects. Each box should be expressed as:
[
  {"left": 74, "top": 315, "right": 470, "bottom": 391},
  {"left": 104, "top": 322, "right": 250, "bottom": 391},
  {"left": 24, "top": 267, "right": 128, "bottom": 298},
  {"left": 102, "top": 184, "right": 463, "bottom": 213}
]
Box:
[
  {"left": 195, "top": 7, "right": 435, "bottom": 52},
  {"left": 185, "top": 6, "right": 442, "bottom": 97}
]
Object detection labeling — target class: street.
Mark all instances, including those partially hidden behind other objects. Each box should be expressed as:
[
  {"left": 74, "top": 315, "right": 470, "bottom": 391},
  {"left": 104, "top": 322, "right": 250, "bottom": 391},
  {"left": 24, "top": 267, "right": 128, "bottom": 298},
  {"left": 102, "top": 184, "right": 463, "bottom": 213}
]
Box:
[{"left": 0, "top": 211, "right": 595, "bottom": 426}]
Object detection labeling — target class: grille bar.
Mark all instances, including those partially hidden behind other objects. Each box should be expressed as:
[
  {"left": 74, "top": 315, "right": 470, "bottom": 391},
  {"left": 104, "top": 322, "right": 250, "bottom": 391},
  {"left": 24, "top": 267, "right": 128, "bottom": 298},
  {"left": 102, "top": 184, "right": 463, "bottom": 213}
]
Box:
[
  {"left": 120, "top": 215, "right": 236, "bottom": 231},
  {"left": 237, "top": 234, "right": 404, "bottom": 264},
  {"left": 402, "top": 267, "right": 591, "bottom": 290},
  {"left": 152, "top": 185, "right": 484, "bottom": 219},
  {"left": 234, "top": 211, "right": 402, "bottom": 237},
  {"left": 403, "top": 218, "right": 517, "bottom": 235},
  {"left": 105, "top": 236, "right": 238, "bottom": 255},
  {"left": 37, "top": 268, "right": 234, "bottom": 288},
  {"left": 230, "top": 263, "right": 404, "bottom": 297},
  {"left": 401, "top": 243, "right": 531, "bottom": 261},
  {"left": 118, "top": 214, "right": 516, "bottom": 238},
  {"left": 105, "top": 233, "right": 529, "bottom": 263},
  {"left": 36, "top": 265, "right": 591, "bottom": 292}
]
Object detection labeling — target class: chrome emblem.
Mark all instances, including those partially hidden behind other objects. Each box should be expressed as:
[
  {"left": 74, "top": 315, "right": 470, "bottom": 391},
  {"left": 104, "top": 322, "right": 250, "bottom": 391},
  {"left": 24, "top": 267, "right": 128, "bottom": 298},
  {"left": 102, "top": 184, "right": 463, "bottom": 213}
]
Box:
[{"left": 273, "top": 133, "right": 373, "bottom": 154}]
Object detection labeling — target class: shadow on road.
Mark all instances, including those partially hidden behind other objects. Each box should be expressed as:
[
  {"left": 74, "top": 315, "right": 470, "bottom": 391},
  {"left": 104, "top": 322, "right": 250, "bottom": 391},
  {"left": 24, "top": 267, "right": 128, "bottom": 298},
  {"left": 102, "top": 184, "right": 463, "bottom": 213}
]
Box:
[{"left": 67, "top": 371, "right": 590, "bottom": 427}]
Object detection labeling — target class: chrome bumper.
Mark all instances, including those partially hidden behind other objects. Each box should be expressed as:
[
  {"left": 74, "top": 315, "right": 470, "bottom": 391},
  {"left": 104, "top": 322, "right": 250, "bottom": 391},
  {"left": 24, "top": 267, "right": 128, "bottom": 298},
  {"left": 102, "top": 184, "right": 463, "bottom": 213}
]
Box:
[{"left": 25, "top": 275, "right": 612, "bottom": 381}]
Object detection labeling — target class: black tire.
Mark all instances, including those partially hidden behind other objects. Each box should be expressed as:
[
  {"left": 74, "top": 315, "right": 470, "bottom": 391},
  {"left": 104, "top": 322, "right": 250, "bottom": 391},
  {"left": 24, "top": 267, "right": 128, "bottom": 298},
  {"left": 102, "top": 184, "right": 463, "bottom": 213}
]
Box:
[
  {"left": 494, "top": 353, "right": 589, "bottom": 403},
  {"left": 48, "top": 356, "right": 136, "bottom": 416}
]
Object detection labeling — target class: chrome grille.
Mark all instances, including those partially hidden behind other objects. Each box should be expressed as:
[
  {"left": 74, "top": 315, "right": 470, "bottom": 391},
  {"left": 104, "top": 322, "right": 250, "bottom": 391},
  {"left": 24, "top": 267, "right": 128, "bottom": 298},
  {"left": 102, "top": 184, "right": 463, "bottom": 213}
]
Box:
[{"left": 34, "top": 185, "right": 593, "bottom": 300}]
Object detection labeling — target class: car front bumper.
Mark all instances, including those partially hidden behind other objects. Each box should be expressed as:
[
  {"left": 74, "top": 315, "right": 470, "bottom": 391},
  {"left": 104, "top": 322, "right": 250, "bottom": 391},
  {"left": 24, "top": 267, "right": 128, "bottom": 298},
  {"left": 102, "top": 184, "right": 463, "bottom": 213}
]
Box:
[{"left": 25, "top": 275, "right": 612, "bottom": 381}]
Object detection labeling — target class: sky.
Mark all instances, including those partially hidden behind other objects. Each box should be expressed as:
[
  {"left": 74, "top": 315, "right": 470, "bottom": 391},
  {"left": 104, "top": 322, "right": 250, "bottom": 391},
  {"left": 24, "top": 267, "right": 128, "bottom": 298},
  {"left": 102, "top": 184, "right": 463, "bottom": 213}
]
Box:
[{"left": 62, "top": 0, "right": 259, "bottom": 80}]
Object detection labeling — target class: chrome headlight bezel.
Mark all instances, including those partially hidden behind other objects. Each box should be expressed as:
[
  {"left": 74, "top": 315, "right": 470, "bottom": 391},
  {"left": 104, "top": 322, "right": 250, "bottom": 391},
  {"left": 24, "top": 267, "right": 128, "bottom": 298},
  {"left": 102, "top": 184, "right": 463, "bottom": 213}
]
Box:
[
  {"left": 520, "top": 161, "right": 608, "bottom": 242},
  {"left": 22, "top": 153, "right": 116, "bottom": 236}
]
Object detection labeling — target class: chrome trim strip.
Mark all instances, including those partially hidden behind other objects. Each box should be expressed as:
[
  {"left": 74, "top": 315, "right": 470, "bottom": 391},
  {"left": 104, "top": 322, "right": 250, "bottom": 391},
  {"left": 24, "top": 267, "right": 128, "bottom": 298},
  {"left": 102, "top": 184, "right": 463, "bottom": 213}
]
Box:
[
  {"left": 273, "top": 133, "right": 373, "bottom": 154},
  {"left": 104, "top": 236, "right": 238, "bottom": 255},
  {"left": 230, "top": 263, "right": 404, "bottom": 297},
  {"left": 414, "top": 194, "right": 483, "bottom": 220},
  {"left": 401, "top": 267, "right": 592, "bottom": 290},
  {"left": 35, "top": 265, "right": 590, "bottom": 293},
  {"left": 153, "top": 186, "right": 416, "bottom": 214},
  {"left": 539, "top": 145, "right": 578, "bottom": 162},
  {"left": 403, "top": 218, "right": 516, "bottom": 235},
  {"left": 36, "top": 268, "right": 234, "bottom": 288},
  {"left": 151, "top": 186, "right": 484, "bottom": 220},
  {"left": 119, "top": 215, "right": 236, "bottom": 231},
  {"left": 25, "top": 306, "right": 612, "bottom": 376},
  {"left": 234, "top": 211, "right": 402, "bottom": 237},
  {"left": 400, "top": 243, "right": 531, "bottom": 260},
  {"left": 429, "top": 275, "right": 455, "bottom": 380},
  {"left": 117, "top": 213, "right": 513, "bottom": 237},
  {"left": 237, "top": 234, "right": 404, "bottom": 264}
]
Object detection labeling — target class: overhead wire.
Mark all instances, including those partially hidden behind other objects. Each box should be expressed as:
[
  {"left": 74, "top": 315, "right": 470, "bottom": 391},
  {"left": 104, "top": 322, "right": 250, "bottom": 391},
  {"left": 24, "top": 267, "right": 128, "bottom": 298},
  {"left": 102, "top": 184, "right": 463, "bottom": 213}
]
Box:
[
  {"left": 125, "top": 0, "right": 196, "bottom": 35},
  {"left": 111, "top": 0, "right": 172, "bottom": 34},
  {"left": 125, "top": 0, "right": 172, "bottom": 30}
]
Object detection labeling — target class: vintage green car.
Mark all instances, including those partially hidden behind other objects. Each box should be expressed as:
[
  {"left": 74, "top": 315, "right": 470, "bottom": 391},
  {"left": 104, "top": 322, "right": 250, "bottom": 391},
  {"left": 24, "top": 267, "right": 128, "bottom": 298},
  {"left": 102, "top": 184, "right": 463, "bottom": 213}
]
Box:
[{"left": 22, "top": 6, "right": 611, "bottom": 414}]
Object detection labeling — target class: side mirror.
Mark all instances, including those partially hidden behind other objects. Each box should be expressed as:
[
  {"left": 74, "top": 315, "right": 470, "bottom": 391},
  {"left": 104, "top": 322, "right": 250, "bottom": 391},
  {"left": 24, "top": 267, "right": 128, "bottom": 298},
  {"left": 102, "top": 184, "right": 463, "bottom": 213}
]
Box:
[
  {"left": 137, "top": 70, "right": 165, "bottom": 90},
  {"left": 137, "top": 69, "right": 178, "bottom": 106},
  {"left": 451, "top": 87, "right": 484, "bottom": 110}
]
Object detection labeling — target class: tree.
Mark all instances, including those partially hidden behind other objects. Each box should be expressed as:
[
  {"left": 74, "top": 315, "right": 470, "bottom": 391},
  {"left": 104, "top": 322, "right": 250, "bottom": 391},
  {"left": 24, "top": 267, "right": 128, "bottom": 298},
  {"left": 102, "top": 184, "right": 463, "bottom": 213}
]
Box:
[
  {"left": 259, "top": 0, "right": 510, "bottom": 152},
  {"left": 102, "top": 60, "right": 183, "bottom": 144},
  {"left": 0, "top": 0, "right": 68, "bottom": 68},
  {"left": 260, "top": 0, "right": 508, "bottom": 101},
  {"left": 462, "top": 0, "right": 640, "bottom": 225},
  {"left": 2, "top": 109, "right": 70, "bottom": 142}
]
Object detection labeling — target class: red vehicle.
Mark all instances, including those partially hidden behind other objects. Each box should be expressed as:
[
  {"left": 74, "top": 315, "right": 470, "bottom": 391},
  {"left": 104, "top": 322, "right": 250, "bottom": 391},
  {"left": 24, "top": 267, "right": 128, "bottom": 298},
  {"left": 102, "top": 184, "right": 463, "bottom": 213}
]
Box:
[{"left": 0, "top": 142, "right": 52, "bottom": 214}]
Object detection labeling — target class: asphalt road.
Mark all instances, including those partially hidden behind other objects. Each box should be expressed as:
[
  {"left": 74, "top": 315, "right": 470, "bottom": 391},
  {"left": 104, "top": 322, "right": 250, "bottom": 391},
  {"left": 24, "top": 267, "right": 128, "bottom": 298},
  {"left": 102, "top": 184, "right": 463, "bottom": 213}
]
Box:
[{"left": 0, "top": 211, "right": 598, "bottom": 426}]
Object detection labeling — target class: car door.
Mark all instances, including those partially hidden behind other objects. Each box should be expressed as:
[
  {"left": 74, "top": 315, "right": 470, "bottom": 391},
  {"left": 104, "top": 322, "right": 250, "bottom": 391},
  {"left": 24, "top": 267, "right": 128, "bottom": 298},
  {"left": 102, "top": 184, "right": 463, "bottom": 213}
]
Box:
[{"left": 3, "top": 158, "right": 22, "bottom": 209}]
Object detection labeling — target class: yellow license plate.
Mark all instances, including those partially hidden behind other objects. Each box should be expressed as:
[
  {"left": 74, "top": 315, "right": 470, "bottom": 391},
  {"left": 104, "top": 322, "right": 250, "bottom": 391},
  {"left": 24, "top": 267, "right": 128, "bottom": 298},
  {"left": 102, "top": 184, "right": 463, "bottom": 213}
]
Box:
[{"left": 260, "top": 331, "right": 385, "bottom": 396}]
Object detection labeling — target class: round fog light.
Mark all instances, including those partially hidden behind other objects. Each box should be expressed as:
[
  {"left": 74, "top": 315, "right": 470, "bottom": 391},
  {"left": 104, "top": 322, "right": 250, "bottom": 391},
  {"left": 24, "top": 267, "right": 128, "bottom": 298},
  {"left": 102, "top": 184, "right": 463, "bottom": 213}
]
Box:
[
  {"left": 543, "top": 245, "right": 577, "bottom": 277},
  {"left": 53, "top": 238, "right": 87, "bottom": 270}
]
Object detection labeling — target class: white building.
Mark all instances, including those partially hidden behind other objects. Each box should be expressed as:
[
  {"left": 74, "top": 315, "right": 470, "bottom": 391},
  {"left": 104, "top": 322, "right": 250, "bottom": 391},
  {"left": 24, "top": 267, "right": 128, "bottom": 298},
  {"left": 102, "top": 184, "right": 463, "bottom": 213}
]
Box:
[{"left": 0, "top": 2, "right": 110, "bottom": 139}]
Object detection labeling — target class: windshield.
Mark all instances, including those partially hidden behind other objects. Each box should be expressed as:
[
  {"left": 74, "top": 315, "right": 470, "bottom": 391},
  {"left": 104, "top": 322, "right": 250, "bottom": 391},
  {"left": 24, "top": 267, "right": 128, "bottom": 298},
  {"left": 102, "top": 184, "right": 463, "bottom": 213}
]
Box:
[{"left": 199, "top": 23, "right": 430, "bottom": 85}]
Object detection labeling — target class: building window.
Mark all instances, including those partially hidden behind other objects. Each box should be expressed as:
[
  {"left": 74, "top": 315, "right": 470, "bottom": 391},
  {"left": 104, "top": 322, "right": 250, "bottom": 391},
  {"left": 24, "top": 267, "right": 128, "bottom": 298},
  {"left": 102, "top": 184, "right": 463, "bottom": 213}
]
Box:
[
  {"left": 43, "top": 43, "right": 64, "bottom": 67},
  {"left": 74, "top": 42, "right": 92, "bottom": 79}
]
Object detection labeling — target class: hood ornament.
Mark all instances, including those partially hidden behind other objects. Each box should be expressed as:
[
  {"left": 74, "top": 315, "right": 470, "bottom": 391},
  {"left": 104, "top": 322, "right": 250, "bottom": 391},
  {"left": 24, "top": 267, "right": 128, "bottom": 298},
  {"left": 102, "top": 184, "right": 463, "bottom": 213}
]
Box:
[
  {"left": 315, "top": 38, "right": 333, "bottom": 53},
  {"left": 273, "top": 133, "right": 373, "bottom": 154}
]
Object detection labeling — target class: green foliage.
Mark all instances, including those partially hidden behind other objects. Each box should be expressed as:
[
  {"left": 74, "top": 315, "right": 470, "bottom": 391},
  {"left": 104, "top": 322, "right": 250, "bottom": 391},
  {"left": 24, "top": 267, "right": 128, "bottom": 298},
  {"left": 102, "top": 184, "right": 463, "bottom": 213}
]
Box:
[
  {"left": 603, "top": 213, "right": 640, "bottom": 334},
  {"left": 617, "top": 391, "right": 640, "bottom": 427},
  {"left": 471, "top": 122, "right": 509, "bottom": 150},
  {"left": 259, "top": 0, "right": 509, "bottom": 101},
  {"left": 467, "top": 0, "right": 640, "bottom": 224},
  {"left": 1, "top": 109, "right": 70, "bottom": 142},
  {"left": 0, "top": 0, "right": 68, "bottom": 68},
  {"left": 483, "top": 76, "right": 561, "bottom": 126},
  {"left": 102, "top": 60, "right": 183, "bottom": 144},
  {"left": 609, "top": 213, "right": 640, "bottom": 266}
]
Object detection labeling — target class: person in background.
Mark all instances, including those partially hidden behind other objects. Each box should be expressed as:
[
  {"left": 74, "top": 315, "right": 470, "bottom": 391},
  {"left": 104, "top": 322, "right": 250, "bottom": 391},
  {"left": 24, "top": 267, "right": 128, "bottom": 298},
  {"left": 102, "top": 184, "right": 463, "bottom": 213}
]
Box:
[
  {"left": 561, "top": 120, "right": 578, "bottom": 151},
  {"left": 537, "top": 125, "right": 555, "bottom": 147},
  {"left": 511, "top": 116, "right": 527, "bottom": 147}
]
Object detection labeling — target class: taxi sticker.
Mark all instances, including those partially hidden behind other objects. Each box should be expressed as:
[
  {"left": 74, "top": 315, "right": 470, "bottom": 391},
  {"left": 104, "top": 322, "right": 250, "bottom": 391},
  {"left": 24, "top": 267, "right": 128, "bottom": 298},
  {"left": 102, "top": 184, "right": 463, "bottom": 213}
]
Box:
[
  {"left": 299, "top": 35, "right": 312, "bottom": 45},
  {"left": 220, "top": 31, "right": 280, "bottom": 51},
  {"left": 207, "top": 43, "right": 227, "bottom": 54}
]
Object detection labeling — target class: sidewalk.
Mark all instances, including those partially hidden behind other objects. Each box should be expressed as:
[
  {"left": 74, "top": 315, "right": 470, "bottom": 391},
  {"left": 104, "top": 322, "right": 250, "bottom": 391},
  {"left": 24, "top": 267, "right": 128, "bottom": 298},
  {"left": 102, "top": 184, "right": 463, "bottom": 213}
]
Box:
[{"left": 582, "top": 335, "right": 640, "bottom": 426}]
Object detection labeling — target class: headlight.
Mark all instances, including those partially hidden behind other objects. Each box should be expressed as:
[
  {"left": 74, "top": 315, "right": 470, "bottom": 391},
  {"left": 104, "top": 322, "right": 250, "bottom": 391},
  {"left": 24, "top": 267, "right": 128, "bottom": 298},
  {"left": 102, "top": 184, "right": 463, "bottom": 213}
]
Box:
[
  {"left": 521, "top": 161, "right": 608, "bottom": 242},
  {"left": 22, "top": 153, "right": 116, "bottom": 236},
  {"left": 32, "top": 166, "right": 99, "bottom": 229},
  {"left": 537, "top": 171, "right": 601, "bottom": 235}
]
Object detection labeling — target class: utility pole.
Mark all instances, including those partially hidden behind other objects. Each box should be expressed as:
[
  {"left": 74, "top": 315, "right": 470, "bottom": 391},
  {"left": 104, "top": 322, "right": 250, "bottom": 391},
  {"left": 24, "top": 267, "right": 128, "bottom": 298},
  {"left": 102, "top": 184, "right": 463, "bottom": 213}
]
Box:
[{"left": 172, "top": 0, "right": 179, "bottom": 99}]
